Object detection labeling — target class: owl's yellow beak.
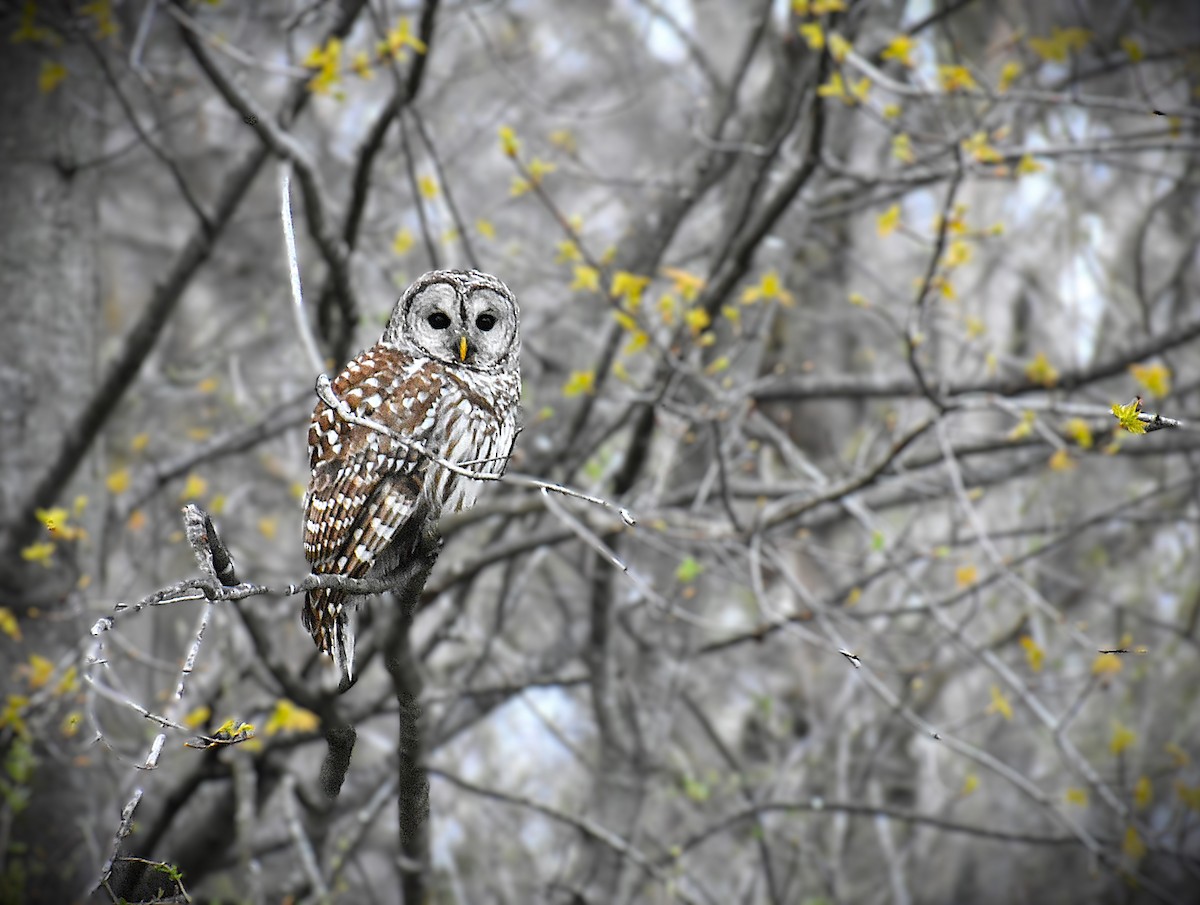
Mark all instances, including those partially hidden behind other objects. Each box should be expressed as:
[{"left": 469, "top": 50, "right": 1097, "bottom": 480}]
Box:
[{"left": 459, "top": 335, "right": 469, "bottom": 362}]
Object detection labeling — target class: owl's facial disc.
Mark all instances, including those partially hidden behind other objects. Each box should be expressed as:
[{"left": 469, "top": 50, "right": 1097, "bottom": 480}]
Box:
[{"left": 384, "top": 270, "right": 518, "bottom": 372}]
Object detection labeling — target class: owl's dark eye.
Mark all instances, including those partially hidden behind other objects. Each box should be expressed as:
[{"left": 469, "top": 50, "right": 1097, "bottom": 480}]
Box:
[
  {"left": 475, "top": 313, "right": 497, "bottom": 331},
  {"left": 428, "top": 312, "right": 452, "bottom": 330}
]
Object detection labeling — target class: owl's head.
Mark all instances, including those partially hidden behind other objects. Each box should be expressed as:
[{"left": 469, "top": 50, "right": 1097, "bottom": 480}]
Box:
[{"left": 384, "top": 269, "right": 520, "bottom": 373}]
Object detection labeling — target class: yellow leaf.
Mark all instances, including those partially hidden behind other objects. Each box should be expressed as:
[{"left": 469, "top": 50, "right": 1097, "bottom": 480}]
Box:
[
  {"left": 1120, "top": 36, "right": 1144, "bottom": 63},
  {"left": 1048, "top": 448, "right": 1074, "bottom": 471},
  {"left": 817, "top": 72, "right": 847, "bottom": 101},
  {"left": 1134, "top": 775, "right": 1152, "bottom": 809},
  {"left": 54, "top": 665, "right": 78, "bottom": 695},
  {"left": 1016, "top": 154, "right": 1044, "bottom": 175},
  {"left": 12, "top": 1, "right": 60, "bottom": 45},
  {"left": 475, "top": 219, "right": 495, "bottom": 239},
  {"left": 1019, "top": 635, "right": 1044, "bottom": 672},
  {"left": 130, "top": 432, "right": 150, "bottom": 453},
  {"left": 877, "top": 204, "right": 900, "bottom": 237},
  {"left": 881, "top": 34, "right": 915, "bottom": 67},
  {"left": 208, "top": 494, "right": 226, "bottom": 515},
  {"left": 798, "top": 23, "right": 824, "bottom": 50},
  {"left": 527, "top": 157, "right": 556, "bottom": 183},
  {"left": 20, "top": 542, "right": 55, "bottom": 566},
  {"left": 685, "top": 308, "right": 710, "bottom": 335},
  {"left": 1111, "top": 398, "right": 1147, "bottom": 435},
  {"left": 1006, "top": 410, "right": 1034, "bottom": 440},
  {"left": 611, "top": 271, "right": 651, "bottom": 307},
  {"left": 184, "top": 705, "right": 211, "bottom": 729},
  {"left": 352, "top": 50, "right": 373, "bottom": 80},
  {"left": 965, "top": 316, "right": 985, "bottom": 339},
  {"left": 555, "top": 240, "right": 581, "bottom": 263},
  {"left": 1065, "top": 418, "right": 1093, "bottom": 449},
  {"left": 1166, "top": 742, "right": 1190, "bottom": 768},
  {"left": 563, "top": 370, "right": 595, "bottom": 398},
  {"left": 26, "top": 654, "right": 54, "bottom": 690},
  {"left": 179, "top": 473, "right": 207, "bottom": 501},
  {"left": 378, "top": 17, "right": 426, "bottom": 60},
  {"left": 1130, "top": 362, "right": 1170, "bottom": 398},
  {"left": 213, "top": 717, "right": 255, "bottom": 740},
  {"left": 1092, "top": 653, "right": 1122, "bottom": 676},
  {"left": 816, "top": 70, "right": 864, "bottom": 106},
  {"left": 196, "top": 376, "right": 219, "bottom": 394},
  {"left": 1024, "top": 351, "right": 1058, "bottom": 387},
  {"left": 39, "top": 60, "right": 67, "bottom": 94},
  {"left": 257, "top": 517, "right": 278, "bottom": 540},
  {"left": 570, "top": 265, "right": 600, "bottom": 293},
  {"left": 304, "top": 37, "right": 342, "bottom": 95},
  {"left": 1028, "top": 27, "right": 1091, "bottom": 63},
  {"left": 1178, "top": 781, "right": 1200, "bottom": 810},
  {"left": 662, "top": 268, "right": 704, "bottom": 302},
  {"left": 1110, "top": 720, "right": 1136, "bottom": 757},
  {"left": 613, "top": 310, "right": 639, "bottom": 333},
  {"left": 264, "top": 699, "right": 320, "bottom": 736},
  {"left": 61, "top": 711, "right": 82, "bottom": 737},
  {"left": 654, "top": 294, "right": 678, "bottom": 325},
  {"left": 845, "top": 586, "right": 862, "bottom": 606},
  {"left": 998, "top": 60, "right": 1022, "bottom": 92},
  {"left": 1123, "top": 826, "right": 1146, "bottom": 861},
  {"left": 418, "top": 175, "right": 439, "bottom": 200},
  {"left": 0, "top": 608, "right": 21, "bottom": 642},
  {"left": 549, "top": 128, "right": 576, "bottom": 152},
  {"left": 392, "top": 227, "right": 414, "bottom": 256},
  {"left": 127, "top": 509, "right": 147, "bottom": 532},
  {"left": 80, "top": 0, "right": 117, "bottom": 38},
  {"left": 892, "top": 133, "right": 914, "bottom": 163},
  {"left": 954, "top": 564, "right": 978, "bottom": 588},
  {"left": 741, "top": 270, "right": 794, "bottom": 305},
  {"left": 498, "top": 125, "right": 520, "bottom": 158},
  {"left": 944, "top": 238, "right": 972, "bottom": 268},
  {"left": 811, "top": 0, "right": 846, "bottom": 13},
  {"left": 962, "top": 131, "right": 1004, "bottom": 165},
  {"left": 960, "top": 773, "right": 979, "bottom": 796},
  {"left": 848, "top": 292, "right": 870, "bottom": 308},
  {"left": 938, "top": 64, "right": 978, "bottom": 93},
  {"left": 36, "top": 506, "right": 69, "bottom": 535},
  {"left": 827, "top": 32, "right": 850, "bottom": 63},
  {"left": 988, "top": 684, "right": 1013, "bottom": 721},
  {"left": 1064, "top": 787, "right": 1088, "bottom": 806},
  {"left": 41, "top": 510, "right": 84, "bottom": 541}
]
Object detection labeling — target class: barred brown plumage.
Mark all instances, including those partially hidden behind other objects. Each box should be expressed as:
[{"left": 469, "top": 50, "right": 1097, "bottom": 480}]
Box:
[{"left": 302, "top": 270, "right": 521, "bottom": 687}]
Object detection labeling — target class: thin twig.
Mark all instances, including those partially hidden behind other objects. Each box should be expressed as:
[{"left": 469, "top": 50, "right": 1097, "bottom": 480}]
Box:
[{"left": 281, "top": 162, "right": 325, "bottom": 375}]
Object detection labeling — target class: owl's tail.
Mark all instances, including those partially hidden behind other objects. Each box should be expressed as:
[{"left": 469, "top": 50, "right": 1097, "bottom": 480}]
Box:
[{"left": 303, "top": 587, "right": 356, "bottom": 691}]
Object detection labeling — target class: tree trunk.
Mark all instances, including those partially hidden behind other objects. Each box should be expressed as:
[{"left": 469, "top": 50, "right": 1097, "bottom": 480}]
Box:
[{"left": 0, "top": 29, "right": 104, "bottom": 905}]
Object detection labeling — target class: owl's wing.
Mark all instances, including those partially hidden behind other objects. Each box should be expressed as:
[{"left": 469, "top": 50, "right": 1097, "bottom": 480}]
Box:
[{"left": 302, "top": 349, "right": 446, "bottom": 684}]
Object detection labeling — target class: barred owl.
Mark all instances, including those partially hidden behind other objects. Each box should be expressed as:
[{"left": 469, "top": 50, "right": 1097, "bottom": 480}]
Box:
[{"left": 303, "top": 269, "right": 521, "bottom": 687}]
